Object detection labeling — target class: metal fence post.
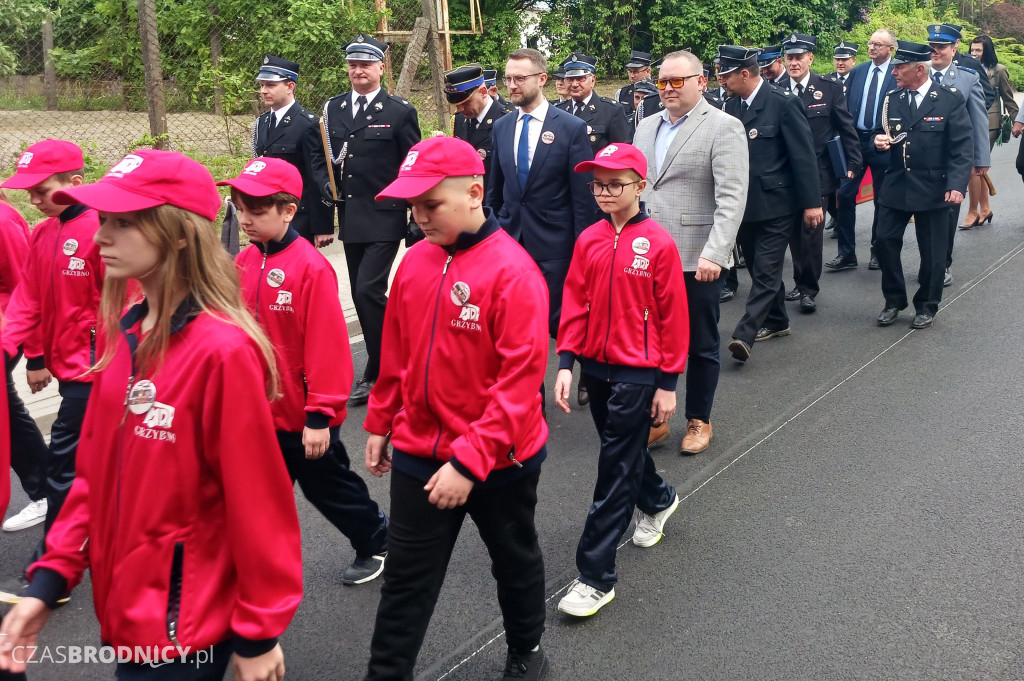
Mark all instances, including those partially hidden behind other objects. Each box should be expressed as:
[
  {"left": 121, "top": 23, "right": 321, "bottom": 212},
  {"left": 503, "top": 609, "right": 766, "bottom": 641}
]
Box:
[{"left": 42, "top": 20, "right": 57, "bottom": 111}]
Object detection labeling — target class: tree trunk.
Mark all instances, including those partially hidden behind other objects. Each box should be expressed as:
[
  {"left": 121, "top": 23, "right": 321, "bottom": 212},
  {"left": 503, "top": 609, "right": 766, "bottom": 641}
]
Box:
[{"left": 137, "top": 0, "right": 168, "bottom": 147}]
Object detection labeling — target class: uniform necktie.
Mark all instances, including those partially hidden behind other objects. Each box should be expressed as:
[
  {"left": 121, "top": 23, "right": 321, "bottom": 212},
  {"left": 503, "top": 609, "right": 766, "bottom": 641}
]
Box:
[
  {"left": 909, "top": 90, "right": 918, "bottom": 116},
  {"left": 840, "top": 75, "right": 847, "bottom": 85},
  {"left": 354, "top": 94, "right": 367, "bottom": 119},
  {"left": 267, "top": 113, "right": 277, "bottom": 136},
  {"left": 863, "top": 66, "right": 880, "bottom": 130},
  {"left": 467, "top": 117, "right": 477, "bottom": 134},
  {"left": 517, "top": 114, "right": 532, "bottom": 190},
  {"left": 574, "top": 102, "right": 583, "bottom": 117},
  {"left": 795, "top": 83, "right": 804, "bottom": 96},
  {"left": 741, "top": 101, "right": 749, "bottom": 113},
  {"left": 932, "top": 71, "right": 943, "bottom": 86}
]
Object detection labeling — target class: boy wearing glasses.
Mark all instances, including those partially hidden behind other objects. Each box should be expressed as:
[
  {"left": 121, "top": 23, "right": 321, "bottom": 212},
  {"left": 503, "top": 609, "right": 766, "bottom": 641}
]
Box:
[{"left": 553, "top": 143, "right": 689, "bottom": 617}]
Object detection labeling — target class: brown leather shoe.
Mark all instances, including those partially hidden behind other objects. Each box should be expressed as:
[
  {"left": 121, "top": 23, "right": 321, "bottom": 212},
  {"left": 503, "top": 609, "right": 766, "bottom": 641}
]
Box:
[
  {"left": 680, "top": 419, "right": 711, "bottom": 455},
  {"left": 647, "top": 422, "right": 670, "bottom": 448}
]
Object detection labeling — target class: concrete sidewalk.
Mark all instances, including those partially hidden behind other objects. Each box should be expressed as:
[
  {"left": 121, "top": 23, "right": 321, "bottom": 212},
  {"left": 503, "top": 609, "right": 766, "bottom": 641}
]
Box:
[{"left": 13, "top": 238, "right": 408, "bottom": 426}]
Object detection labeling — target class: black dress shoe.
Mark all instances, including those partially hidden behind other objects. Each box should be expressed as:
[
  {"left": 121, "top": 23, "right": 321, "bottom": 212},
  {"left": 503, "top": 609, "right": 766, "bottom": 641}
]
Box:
[
  {"left": 728, "top": 338, "right": 751, "bottom": 362},
  {"left": 799, "top": 294, "right": 816, "bottom": 313},
  {"left": 785, "top": 288, "right": 801, "bottom": 301},
  {"left": 829, "top": 228, "right": 838, "bottom": 239},
  {"left": 824, "top": 217, "right": 836, "bottom": 231},
  {"left": 943, "top": 268, "right": 952, "bottom": 287},
  {"left": 868, "top": 256, "right": 880, "bottom": 270},
  {"left": 825, "top": 254, "right": 857, "bottom": 271},
  {"left": 877, "top": 307, "right": 899, "bottom": 326},
  {"left": 349, "top": 378, "right": 375, "bottom": 406},
  {"left": 720, "top": 287, "right": 735, "bottom": 303},
  {"left": 911, "top": 314, "right": 933, "bottom": 329},
  {"left": 577, "top": 374, "right": 590, "bottom": 406}
]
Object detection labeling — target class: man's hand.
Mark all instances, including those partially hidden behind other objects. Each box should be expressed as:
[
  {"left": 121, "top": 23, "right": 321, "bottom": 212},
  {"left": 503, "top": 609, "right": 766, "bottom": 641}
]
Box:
[
  {"left": 365, "top": 434, "right": 392, "bottom": 477},
  {"left": 231, "top": 644, "right": 286, "bottom": 681},
  {"left": 553, "top": 368, "right": 573, "bottom": 414},
  {"left": 874, "top": 134, "right": 891, "bottom": 150},
  {"left": 972, "top": 166, "right": 990, "bottom": 178},
  {"left": 26, "top": 368, "right": 52, "bottom": 394},
  {"left": 314, "top": 234, "right": 334, "bottom": 248},
  {"left": 846, "top": 170, "right": 855, "bottom": 179},
  {"left": 695, "top": 257, "right": 722, "bottom": 283},
  {"left": 0, "top": 597, "right": 52, "bottom": 673},
  {"left": 803, "top": 207, "right": 824, "bottom": 229},
  {"left": 945, "top": 190, "right": 964, "bottom": 205},
  {"left": 650, "top": 388, "right": 676, "bottom": 427},
  {"left": 424, "top": 462, "right": 473, "bottom": 509},
  {"left": 1012, "top": 121, "right": 1023, "bottom": 138},
  {"left": 302, "top": 426, "right": 330, "bottom": 460}
]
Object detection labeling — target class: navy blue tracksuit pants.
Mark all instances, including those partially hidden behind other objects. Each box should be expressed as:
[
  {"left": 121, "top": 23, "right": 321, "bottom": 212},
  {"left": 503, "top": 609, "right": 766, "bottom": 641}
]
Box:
[
  {"left": 277, "top": 428, "right": 388, "bottom": 559},
  {"left": 5, "top": 354, "right": 48, "bottom": 502},
  {"left": 577, "top": 378, "right": 676, "bottom": 593}
]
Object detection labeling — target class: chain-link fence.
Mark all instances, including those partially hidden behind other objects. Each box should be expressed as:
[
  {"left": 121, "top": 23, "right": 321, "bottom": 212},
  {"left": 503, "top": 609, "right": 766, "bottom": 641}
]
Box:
[{"left": 0, "top": 0, "right": 461, "bottom": 172}]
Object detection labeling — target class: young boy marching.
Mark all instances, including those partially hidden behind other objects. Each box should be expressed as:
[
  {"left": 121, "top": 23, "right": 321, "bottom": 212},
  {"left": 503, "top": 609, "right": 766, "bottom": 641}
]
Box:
[
  {"left": 554, "top": 143, "right": 690, "bottom": 617},
  {"left": 0, "top": 139, "right": 104, "bottom": 601},
  {"left": 363, "top": 136, "right": 551, "bottom": 681},
  {"left": 222, "top": 157, "right": 389, "bottom": 584}
]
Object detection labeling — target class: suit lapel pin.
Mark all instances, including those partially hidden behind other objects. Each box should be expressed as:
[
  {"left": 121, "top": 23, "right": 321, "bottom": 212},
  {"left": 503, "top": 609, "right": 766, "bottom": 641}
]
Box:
[
  {"left": 486, "top": 119, "right": 492, "bottom": 124},
  {"left": 478, "top": 148, "right": 487, "bottom": 159},
  {"left": 374, "top": 102, "right": 383, "bottom": 111},
  {"left": 813, "top": 90, "right": 823, "bottom": 100},
  {"left": 541, "top": 130, "right": 555, "bottom": 144},
  {"left": 748, "top": 128, "right": 758, "bottom": 139},
  {"left": 341, "top": 100, "right": 348, "bottom": 109}
]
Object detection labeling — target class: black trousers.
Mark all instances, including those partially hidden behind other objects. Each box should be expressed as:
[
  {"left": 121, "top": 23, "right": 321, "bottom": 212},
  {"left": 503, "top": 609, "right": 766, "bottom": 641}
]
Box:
[
  {"left": 344, "top": 240, "right": 401, "bottom": 383},
  {"left": 733, "top": 214, "right": 795, "bottom": 346},
  {"left": 277, "top": 431, "right": 388, "bottom": 558},
  {"left": 534, "top": 257, "right": 571, "bottom": 338},
  {"left": 836, "top": 132, "right": 889, "bottom": 258},
  {"left": 5, "top": 355, "right": 47, "bottom": 501},
  {"left": 365, "top": 469, "right": 545, "bottom": 681},
  {"left": 683, "top": 272, "right": 725, "bottom": 423},
  {"left": 875, "top": 206, "right": 949, "bottom": 317},
  {"left": 788, "top": 195, "right": 828, "bottom": 298},
  {"left": 577, "top": 378, "right": 675, "bottom": 593},
  {"left": 945, "top": 202, "right": 961, "bottom": 269},
  {"left": 115, "top": 641, "right": 233, "bottom": 680},
  {"left": 27, "top": 383, "right": 90, "bottom": 567}
]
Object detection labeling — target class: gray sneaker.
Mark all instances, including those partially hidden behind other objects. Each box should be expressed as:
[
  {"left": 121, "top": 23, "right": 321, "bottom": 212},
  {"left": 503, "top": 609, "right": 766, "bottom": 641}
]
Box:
[{"left": 342, "top": 552, "right": 386, "bottom": 585}]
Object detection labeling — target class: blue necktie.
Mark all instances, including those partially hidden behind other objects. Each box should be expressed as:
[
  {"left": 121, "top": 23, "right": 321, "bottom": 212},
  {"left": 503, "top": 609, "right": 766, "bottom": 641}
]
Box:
[
  {"left": 932, "top": 71, "right": 942, "bottom": 86},
  {"left": 862, "top": 66, "right": 880, "bottom": 130},
  {"left": 517, "top": 114, "right": 532, "bottom": 191}
]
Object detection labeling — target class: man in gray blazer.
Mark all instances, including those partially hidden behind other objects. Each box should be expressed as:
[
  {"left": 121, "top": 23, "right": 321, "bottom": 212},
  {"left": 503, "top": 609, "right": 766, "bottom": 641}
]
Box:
[{"left": 633, "top": 50, "right": 749, "bottom": 456}]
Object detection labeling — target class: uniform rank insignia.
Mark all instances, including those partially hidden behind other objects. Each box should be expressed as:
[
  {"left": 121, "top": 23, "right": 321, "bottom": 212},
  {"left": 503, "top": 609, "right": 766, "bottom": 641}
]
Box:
[
  {"left": 341, "top": 100, "right": 348, "bottom": 109},
  {"left": 589, "top": 104, "right": 596, "bottom": 111},
  {"left": 375, "top": 102, "right": 383, "bottom": 111},
  {"left": 923, "top": 117, "right": 944, "bottom": 122},
  {"left": 283, "top": 115, "right": 291, "bottom": 124},
  {"left": 486, "top": 119, "right": 492, "bottom": 124}
]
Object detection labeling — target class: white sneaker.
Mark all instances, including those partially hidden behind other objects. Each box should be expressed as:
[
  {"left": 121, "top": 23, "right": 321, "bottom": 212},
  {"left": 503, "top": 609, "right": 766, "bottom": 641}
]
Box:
[
  {"left": 632, "top": 494, "right": 680, "bottom": 548},
  {"left": 2, "top": 499, "right": 47, "bottom": 532},
  {"left": 557, "top": 579, "right": 614, "bottom": 617}
]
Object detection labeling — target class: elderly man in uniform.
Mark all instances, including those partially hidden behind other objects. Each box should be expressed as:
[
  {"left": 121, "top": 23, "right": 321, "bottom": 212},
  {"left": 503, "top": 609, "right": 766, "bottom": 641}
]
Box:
[
  {"left": 758, "top": 46, "right": 788, "bottom": 86},
  {"left": 873, "top": 41, "right": 973, "bottom": 329},
  {"left": 781, "top": 33, "right": 862, "bottom": 313},
  {"left": 717, "top": 45, "right": 821, "bottom": 363},
  {"left": 447, "top": 64, "right": 511, "bottom": 178},
  {"left": 322, "top": 34, "right": 421, "bottom": 405},
  {"left": 634, "top": 49, "right": 748, "bottom": 454},
  {"left": 252, "top": 55, "right": 334, "bottom": 246},
  {"left": 615, "top": 50, "right": 653, "bottom": 115},
  {"left": 926, "top": 23, "right": 990, "bottom": 288},
  {"left": 558, "top": 53, "right": 633, "bottom": 152}
]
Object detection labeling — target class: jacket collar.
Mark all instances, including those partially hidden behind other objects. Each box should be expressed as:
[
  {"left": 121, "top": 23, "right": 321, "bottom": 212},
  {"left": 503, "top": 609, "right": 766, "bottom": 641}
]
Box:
[
  {"left": 59, "top": 204, "right": 88, "bottom": 222},
  {"left": 444, "top": 207, "right": 501, "bottom": 254},
  {"left": 598, "top": 202, "right": 649, "bottom": 227},
  {"left": 254, "top": 227, "right": 300, "bottom": 255},
  {"left": 120, "top": 296, "right": 201, "bottom": 336}
]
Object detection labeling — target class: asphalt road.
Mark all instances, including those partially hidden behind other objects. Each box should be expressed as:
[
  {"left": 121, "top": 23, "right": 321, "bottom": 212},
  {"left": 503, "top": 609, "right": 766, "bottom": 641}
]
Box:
[{"left": 3, "top": 142, "right": 1024, "bottom": 681}]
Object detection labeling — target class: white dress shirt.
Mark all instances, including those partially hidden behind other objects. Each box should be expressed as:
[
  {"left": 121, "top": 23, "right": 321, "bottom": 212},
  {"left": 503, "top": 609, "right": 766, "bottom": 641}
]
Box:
[{"left": 513, "top": 98, "right": 551, "bottom": 168}]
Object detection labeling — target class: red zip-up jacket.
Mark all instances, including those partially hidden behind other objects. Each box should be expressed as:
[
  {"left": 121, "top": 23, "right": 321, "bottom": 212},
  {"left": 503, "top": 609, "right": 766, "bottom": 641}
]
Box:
[
  {"left": 557, "top": 209, "right": 690, "bottom": 391},
  {"left": 0, "top": 200, "right": 30, "bottom": 313},
  {"left": 364, "top": 213, "right": 550, "bottom": 483},
  {"left": 236, "top": 228, "right": 352, "bottom": 432},
  {"left": 0, "top": 314, "right": 9, "bottom": 518},
  {"left": 27, "top": 301, "right": 303, "bottom": 659},
  {"left": 1, "top": 205, "right": 103, "bottom": 379}
]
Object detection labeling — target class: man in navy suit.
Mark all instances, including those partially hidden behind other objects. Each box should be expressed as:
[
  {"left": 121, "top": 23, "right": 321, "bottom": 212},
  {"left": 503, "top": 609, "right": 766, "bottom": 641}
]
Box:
[
  {"left": 488, "top": 48, "right": 595, "bottom": 338},
  {"left": 827, "top": 28, "right": 897, "bottom": 272}
]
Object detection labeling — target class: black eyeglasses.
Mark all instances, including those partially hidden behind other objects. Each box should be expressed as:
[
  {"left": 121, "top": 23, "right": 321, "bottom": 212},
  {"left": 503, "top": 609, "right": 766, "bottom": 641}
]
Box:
[
  {"left": 502, "top": 73, "right": 544, "bottom": 85},
  {"left": 588, "top": 180, "right": 640, "bottom": 197},
  {"left": 655, "top": 74, "right": 702, "bottom": 90}
]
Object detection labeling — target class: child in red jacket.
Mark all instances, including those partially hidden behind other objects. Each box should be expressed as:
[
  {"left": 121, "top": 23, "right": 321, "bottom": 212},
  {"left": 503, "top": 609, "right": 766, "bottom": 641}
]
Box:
[
  {"left": 0, "top": 140, "right": 103, "bottom": 599},
  {"left": 363, "top": 136, "right": 551, "bottom": 681},
  {"left": 554, "top": 143, "right": 690, "bottom": 618},
  {"left": 0, "top": 149, "right": 303, "bottom": 681},
  {"left": 222, "top": 158, "right": 389, "bottom": 585}
]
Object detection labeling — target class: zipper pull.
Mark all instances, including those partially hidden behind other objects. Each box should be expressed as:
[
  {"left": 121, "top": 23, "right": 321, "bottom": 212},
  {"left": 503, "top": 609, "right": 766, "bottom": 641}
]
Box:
[
  {"left": 613, "top": 233, "right": 620, "bottom": 249},
  {"left": 507, "top": 448, "right": 523, "bottom": 468},
  {"left": 644, "top": 308, "right": 649, "bottom": 320},
  {"left": 443, "top": 254, "right": 453, "bottom": 274}
]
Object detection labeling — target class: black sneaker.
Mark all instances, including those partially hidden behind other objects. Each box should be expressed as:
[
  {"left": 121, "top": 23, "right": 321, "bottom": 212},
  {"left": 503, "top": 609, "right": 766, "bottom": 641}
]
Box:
[
  {"left": 754, "top": 326, "right": 791, "bottom": 342},
  {"left": 342, "top": 552, "right": 386, "bottom": 585},
  {"left": 502, "top": 645, "right": 549, "bottom": 681},
  {"left": 0, "top": 575, "right": 70, "bottom": 605}
]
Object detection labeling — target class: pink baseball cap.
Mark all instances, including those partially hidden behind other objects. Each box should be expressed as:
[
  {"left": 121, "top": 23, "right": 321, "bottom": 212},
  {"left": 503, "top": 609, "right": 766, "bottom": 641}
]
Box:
[
  {"left": 1, "top": 139, "right": 84, "bottom": 190},
  {"left": 52, "top": 149, "right": 222, "bottom": 222},
  {"left": 376, "top": 136, "right": 485, "bottom": 200},
  {"left": 574, "top": 143, "right": 648, "bottom": 179},
  {"left": 216, "top": 157, "right": 303, "bottom": 199}
]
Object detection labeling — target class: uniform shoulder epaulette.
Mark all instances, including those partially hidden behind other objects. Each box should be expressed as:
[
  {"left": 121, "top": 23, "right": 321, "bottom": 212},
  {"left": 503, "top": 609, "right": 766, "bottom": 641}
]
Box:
[
  {"left": 600, "top": 96, "right": 617, "bottom": 105},
  {"left": 827, "top": 74, "right": 838, "bottom": 82},
  {"left": 887, "top": 88, "right": 898, "bottom": 95},
  {"left": 388, "top": 93, "right": 413, "bottom": 108},
  {"left": 957, "top": 64, "right": 978, "bottom": 76},
  {"left": 294, "top": 103, "right": 317, "bottom": 120},
  {"left": 780, "top": 88, "right": 791, "bottom": 96}
]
